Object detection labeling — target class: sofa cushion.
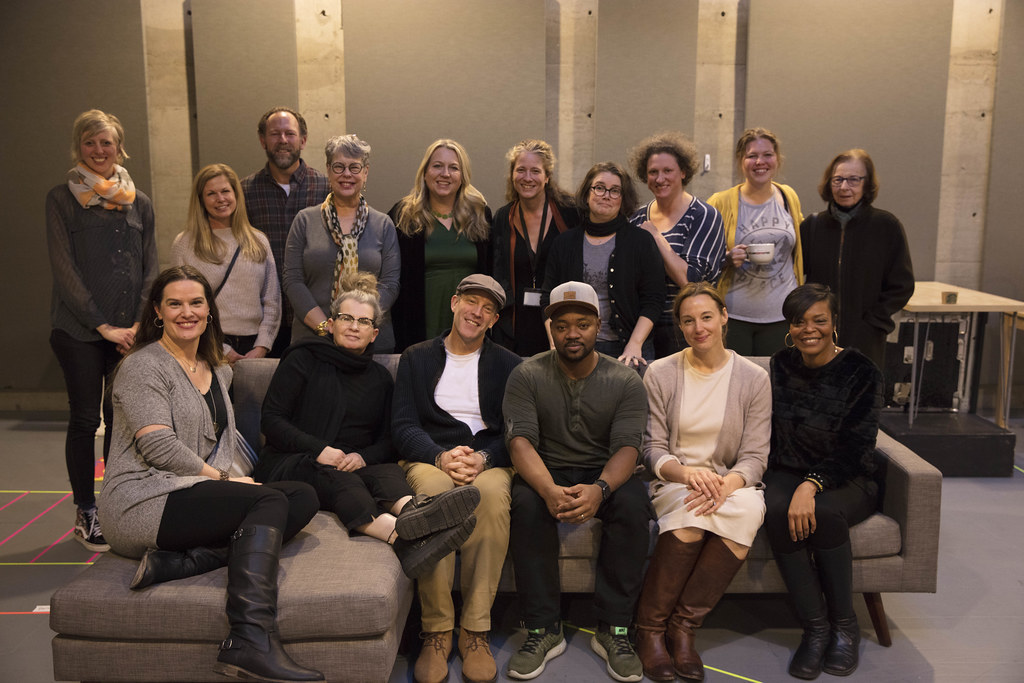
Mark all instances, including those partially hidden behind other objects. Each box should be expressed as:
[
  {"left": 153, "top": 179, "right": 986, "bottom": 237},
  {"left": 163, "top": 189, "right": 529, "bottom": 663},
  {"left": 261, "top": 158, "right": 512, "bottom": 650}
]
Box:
[
  {"left": 50, "top": 512, "right": 410, "bottom": 641},
  {"left": 744, "top": 512, "right": 901, "bottom": 561}
]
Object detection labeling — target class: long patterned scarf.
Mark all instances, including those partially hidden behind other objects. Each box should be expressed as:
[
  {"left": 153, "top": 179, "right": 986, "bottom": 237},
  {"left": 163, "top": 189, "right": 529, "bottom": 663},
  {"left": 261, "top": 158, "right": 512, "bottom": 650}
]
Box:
[
  {"left": 66, "top": 162, "right": 136, "bottom": 211},
  {"left": 321, "top": 193, "right": 369, "bottom": 302}
]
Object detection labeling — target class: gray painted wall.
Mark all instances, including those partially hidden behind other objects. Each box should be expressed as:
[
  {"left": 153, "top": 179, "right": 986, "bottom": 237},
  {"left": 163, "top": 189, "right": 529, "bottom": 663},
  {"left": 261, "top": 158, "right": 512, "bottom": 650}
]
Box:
[
  {"left": 2, "top": 2, "right": 152, "bottom": 393},
  {"left": 342, "top": 0, "right": 546, "bottom": 212},
  {"left": 746, "top": 0, "right": 953, "bottom": 283}
]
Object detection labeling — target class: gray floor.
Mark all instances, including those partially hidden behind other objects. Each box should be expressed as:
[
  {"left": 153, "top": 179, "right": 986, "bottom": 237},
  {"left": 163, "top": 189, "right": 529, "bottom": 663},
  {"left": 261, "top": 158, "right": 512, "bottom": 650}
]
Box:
[{"left": 2, "top": 417, "right": 1022, "bottom": 683}]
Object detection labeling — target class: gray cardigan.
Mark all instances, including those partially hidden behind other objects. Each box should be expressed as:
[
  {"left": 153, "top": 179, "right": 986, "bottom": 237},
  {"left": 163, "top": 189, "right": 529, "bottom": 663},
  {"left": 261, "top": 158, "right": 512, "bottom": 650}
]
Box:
[
  {"left": 98, "top": 342, "right": 237, "bottom": 558},
  {"left": 282, "top": 204, "right": 401, "bottom": 350},
  {"left": 642, "top": 350, "right": 770, "bottom": 487}
]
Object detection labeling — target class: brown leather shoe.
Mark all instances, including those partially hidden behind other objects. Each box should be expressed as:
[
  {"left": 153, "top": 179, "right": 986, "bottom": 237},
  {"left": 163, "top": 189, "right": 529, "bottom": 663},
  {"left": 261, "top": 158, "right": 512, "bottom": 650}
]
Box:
[
  {"left": 458, "top": 628, "right": 497, "bottom": 683},
  {"left": 415, "top": 630, "right": 453, "bottom": 683}
]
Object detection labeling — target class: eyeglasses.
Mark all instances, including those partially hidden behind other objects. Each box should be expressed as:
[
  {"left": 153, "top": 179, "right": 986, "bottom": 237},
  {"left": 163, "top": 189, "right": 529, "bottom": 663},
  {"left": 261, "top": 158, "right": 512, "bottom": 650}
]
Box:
[
  {"left": 590, "top": 184, "right": 622, "bottom": 199},
  {"left": 335, "top": 313, "right": 375, "bottom": 329},
  {"left": 830, "top": 175, "right": 865, "bottom": 188},
  {"left": 330, "top": 162, "right": 365, "bottom": 175}
]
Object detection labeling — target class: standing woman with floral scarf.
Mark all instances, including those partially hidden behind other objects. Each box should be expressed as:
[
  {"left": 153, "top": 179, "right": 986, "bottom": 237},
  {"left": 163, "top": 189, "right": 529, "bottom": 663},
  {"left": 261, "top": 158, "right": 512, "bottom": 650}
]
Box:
[
  {"left": 283, "top": 134, "right": 401, "bottom": 352},
  {"left": 46, "top": 109, "right": 157, "bottom": 552}
]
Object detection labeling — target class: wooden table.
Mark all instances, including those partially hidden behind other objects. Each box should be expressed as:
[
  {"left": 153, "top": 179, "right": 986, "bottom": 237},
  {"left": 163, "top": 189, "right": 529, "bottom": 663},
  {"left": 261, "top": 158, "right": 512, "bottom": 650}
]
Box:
[{"left": 902, "top": 281, "right": 1023, "bottom": 428}]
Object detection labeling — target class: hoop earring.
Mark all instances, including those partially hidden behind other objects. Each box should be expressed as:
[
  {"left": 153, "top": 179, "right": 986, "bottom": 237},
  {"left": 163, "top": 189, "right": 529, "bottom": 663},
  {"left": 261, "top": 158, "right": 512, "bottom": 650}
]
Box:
[
  {"left": 833, "top": 329, "right": 839, "bottom": 345},
  {"left": 154, "top": 318, "right": 164, "bottom": 328},
  {"left": 207, "top": 314, "right": 214, "bottom": 323},
  {"left": 784, "top": 332, "right": 795, "bottom": 348}
]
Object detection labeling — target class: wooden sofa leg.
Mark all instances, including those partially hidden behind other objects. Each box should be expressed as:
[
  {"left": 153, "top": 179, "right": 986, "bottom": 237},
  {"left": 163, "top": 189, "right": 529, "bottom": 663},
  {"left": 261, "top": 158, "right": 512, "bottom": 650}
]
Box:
[{"left": 863, "top": 592, "right": 892, "bottom": 646}]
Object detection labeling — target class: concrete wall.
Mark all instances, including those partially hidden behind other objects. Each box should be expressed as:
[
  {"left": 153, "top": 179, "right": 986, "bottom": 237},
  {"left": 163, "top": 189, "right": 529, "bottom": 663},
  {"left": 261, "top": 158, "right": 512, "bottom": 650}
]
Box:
[{"left": 2, "top": 0, "right": 1020, "bottom": 411}]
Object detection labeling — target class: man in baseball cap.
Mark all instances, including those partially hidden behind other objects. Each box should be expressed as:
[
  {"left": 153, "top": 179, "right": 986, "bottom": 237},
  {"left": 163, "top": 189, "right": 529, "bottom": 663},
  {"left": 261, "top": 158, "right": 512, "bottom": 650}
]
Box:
[{"left": 503, "top": 280, "right": 652, "bottom": 681}]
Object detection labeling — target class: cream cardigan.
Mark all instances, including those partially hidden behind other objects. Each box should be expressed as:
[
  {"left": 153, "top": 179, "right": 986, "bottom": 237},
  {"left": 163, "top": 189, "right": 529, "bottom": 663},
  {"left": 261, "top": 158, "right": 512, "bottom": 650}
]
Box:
[{"left": 642, "top": 349, "right": 770, "bottom": 487}]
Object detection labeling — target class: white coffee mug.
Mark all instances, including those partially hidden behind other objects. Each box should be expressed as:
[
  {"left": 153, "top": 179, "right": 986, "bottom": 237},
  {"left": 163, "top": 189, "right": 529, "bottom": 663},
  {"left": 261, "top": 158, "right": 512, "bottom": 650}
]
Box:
[{"left": 747, "top": 243, "right": 775, "bottom": 265}]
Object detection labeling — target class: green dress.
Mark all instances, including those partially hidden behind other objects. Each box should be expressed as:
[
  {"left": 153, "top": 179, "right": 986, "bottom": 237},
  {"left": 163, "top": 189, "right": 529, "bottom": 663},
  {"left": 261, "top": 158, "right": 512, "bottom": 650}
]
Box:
[{"left": 423, "top": 219, "right": 478, "bottom": 338}]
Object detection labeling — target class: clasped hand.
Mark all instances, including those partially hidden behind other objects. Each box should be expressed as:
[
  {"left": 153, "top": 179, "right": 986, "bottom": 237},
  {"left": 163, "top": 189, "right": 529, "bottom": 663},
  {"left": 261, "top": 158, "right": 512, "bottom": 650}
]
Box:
[
  {"left": 316, "top": 446, "right": 366, "bottom": 472},
  {"left": 438, "top": 446, "right": 485, "bottom": 485},
  {"left": 543, "top": 483, "right": 601, "bottom": 524},
  {"left": 682, "top": 467, "right": 725, "bottom": 516}
]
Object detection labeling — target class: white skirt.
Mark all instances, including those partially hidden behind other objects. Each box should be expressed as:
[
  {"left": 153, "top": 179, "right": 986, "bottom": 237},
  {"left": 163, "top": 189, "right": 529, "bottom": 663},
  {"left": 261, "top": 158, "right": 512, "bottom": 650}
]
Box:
[{"left": 650, "top": 480, "right": 766, "bottom": 547}]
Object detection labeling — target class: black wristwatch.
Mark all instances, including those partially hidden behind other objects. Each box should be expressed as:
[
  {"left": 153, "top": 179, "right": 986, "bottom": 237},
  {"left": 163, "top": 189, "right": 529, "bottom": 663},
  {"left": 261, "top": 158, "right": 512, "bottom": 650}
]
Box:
[{"left": 595, "top": 479, "right": 611, "bottom": 502}]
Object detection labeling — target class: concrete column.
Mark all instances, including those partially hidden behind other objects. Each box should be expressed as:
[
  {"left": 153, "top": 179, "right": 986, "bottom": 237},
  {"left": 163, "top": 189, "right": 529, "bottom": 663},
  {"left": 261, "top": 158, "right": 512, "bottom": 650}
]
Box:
[
  {"left": 547, "top": 0, "right": 598, "bottom": 190},
  {"left": 690, "top": 0, "right": 748, "bottom": 200},
  {"left": 934, "top": 0, "right": 1003, "bottom": 287},
  {"left": 294, "top": 0, "right": 346, "bottom": 156},
  {"left": 140, "top": 0, "right": 195, "bottom": 266}
]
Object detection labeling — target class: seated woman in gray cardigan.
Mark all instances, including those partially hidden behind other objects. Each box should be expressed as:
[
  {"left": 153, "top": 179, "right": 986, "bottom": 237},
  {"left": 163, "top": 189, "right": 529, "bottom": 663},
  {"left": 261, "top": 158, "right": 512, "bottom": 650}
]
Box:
[
  {"left": 99, "top": 265, "right": 324, "bottom": 683},
  {"left": 254, "top": 272, "right": 479, "bottom": 580},
  {"left": 635, "top": 282, "right": 771, "bottom": 682}
]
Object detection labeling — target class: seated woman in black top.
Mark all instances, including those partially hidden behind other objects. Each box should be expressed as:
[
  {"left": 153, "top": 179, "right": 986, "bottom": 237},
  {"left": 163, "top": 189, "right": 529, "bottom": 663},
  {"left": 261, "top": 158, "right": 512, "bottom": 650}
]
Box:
[
  {"left": 765, "top": 283, "right": 883, "bottom": 679},
  {"left": 254, "top": 272, "right": 479, "bottom": 579}
]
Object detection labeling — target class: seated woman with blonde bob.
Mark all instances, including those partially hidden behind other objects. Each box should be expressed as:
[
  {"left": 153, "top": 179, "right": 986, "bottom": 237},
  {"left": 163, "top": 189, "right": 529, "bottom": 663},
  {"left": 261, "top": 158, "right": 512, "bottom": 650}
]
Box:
[
  {"left": 254, "top": 272, "right": 479, "bottom": 580},
  {"left": 636, "top": 282, "right": 771, "bottom": 682}
]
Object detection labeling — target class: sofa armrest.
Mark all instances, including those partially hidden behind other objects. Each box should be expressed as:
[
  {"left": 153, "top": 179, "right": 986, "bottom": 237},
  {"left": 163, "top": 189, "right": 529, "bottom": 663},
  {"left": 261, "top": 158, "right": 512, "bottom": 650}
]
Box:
[{"left": 873, "top": 430, "right": 942, "bottom": 593}]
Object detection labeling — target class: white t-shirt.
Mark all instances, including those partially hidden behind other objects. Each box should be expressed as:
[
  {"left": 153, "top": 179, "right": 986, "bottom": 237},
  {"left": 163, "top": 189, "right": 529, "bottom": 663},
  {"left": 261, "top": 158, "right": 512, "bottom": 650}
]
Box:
[{"left": 434, "top": 346, "right": 485, "bottom": 435}]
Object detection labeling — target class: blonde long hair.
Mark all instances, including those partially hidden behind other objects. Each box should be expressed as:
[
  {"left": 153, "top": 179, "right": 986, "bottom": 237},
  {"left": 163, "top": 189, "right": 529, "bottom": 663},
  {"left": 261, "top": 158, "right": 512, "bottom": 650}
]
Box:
[
  {"left": 393, "top": 139, "right": 490, "bottom": 242},
  {"left": 184, "top": 164, "right": 268, "bottom": 264}
]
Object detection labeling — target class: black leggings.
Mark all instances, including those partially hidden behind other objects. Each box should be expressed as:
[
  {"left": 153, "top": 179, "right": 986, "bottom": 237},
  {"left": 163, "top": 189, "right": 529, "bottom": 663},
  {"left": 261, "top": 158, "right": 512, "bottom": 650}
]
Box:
[
  {"left": 764, "top": 469, "right": 877, "bottom": 555},
  {"left": 156, "top": 480, "right": 318, "bottom": 551}
]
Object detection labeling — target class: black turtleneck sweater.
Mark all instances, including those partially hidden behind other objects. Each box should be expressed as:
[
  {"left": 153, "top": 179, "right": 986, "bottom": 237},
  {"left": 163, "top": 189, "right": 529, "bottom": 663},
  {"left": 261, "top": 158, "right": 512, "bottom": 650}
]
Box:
[
  {"left": 254, "top": 338, "right": 395, "bottom": 482},
  {"left": 541, "top": 214, "right": 665, "bottom": 343}
]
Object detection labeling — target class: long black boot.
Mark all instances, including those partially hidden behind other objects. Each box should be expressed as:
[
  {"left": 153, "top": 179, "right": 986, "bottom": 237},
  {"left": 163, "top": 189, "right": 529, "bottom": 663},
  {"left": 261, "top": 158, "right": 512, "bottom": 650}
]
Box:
[
  {"left": 213, "top": 525, "right": 324, "bottom": 682},
  {"left": 775, "top": 548, "right": 830, "bottom": 680},
  {"left": 130, "top": 546, "right": 229, "bottom": 590},
  {"left": 815, "top": 542, "right": 860, "bottom": 676}
]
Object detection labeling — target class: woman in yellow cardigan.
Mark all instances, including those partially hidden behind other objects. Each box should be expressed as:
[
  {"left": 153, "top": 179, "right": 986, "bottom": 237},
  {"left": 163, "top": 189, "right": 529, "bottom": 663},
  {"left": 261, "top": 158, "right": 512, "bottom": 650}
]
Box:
[{"left": 708, "top": 128, "right": 803, "bottom": 356}]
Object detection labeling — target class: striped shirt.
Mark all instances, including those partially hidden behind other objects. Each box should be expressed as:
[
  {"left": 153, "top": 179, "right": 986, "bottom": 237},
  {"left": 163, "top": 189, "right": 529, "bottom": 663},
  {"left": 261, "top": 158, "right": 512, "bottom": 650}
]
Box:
[{"left": 630, "top": 197, "right": 725, "bottom": 322}]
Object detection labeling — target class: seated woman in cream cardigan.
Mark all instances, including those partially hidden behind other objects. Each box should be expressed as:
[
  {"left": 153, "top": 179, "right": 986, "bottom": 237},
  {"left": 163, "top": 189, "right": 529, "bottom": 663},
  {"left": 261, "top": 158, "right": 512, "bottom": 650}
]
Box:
[{"left": 635, "top": 281, "right": 771, "bottom": 683}]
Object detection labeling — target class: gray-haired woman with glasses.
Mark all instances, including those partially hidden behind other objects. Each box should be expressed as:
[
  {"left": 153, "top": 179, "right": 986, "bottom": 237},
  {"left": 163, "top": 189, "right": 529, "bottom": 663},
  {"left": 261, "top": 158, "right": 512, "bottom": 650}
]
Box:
[
  {"left": 543, "top": 161, "right": 665, "bottom": 367},
  {"left": 799, "top": 149, "right": 914, "bottom": 370},
  {"left": 282, "top": 134, "right": 401, "bottom": 351}
]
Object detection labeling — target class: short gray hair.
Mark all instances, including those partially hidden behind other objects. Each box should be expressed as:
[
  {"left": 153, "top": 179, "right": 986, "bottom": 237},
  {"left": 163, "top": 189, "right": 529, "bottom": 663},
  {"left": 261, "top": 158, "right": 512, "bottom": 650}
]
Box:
[{"left": 325, "top": 134, "right": 371, "bottom": 166}]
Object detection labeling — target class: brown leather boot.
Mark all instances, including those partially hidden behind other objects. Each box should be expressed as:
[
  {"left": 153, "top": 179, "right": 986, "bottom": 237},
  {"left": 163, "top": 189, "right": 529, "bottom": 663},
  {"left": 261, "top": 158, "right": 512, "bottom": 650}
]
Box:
[
  {"left": 414, "top": 630, "right": 453, "bottom": 683},
  {"left": 666, "top": 535, "right": 746, "bottom": 682},
  {"left": 635, "top": 533, "right": 705, "bottom": 681},
  {"left": 458, "top": 628, "right": 497, "bottom": 683}
]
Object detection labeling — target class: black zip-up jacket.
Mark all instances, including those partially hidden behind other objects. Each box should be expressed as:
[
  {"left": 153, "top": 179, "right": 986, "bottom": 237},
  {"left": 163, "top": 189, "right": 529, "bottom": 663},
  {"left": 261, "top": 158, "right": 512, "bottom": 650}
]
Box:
[{"left": 800, "top": 203, "right": 914, "bottom": 367}]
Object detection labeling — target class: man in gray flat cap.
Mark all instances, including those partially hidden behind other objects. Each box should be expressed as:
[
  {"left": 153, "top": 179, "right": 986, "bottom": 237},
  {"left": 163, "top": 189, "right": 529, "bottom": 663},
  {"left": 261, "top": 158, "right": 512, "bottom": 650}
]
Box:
[{"left": 392, "top": 274, "right": 523, "bottom": 683}]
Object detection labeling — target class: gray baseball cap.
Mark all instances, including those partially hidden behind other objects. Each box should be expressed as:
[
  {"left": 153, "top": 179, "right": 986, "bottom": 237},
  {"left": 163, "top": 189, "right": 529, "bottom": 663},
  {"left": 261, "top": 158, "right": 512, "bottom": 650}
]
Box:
[{"left": 544, "top": 281, "right": 600, "bottom": 319}]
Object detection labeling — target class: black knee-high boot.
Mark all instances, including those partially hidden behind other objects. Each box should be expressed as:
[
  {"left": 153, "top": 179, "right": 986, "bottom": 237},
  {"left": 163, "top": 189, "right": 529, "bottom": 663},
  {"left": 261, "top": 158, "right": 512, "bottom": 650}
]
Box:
[
  {"left": 814, "top": 542, "right": 860, "bottom": 676},
  {"left": 130, "top": 546, "right": 229, "bottom": 590},
  {"left": 213, "top": 525, "right": 324, "bottom": 682},
  {"left": 775, "top": 548, "right": 830, "bottom": 680}
]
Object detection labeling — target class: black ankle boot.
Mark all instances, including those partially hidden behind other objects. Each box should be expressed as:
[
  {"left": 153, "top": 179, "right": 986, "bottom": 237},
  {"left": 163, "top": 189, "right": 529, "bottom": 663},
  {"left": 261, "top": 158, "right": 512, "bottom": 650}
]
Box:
[
  {"left": 130, "top": 546, "right": 229, "bottom": 590},
  {"left": 213, "top": 525, "right": 324, "bottom": 682},
  {"left": 814, "top": 543, "right": 860, "bottom": 676},
  {"left": 775, "top": 549, "right": 829, "bottom": 680}
]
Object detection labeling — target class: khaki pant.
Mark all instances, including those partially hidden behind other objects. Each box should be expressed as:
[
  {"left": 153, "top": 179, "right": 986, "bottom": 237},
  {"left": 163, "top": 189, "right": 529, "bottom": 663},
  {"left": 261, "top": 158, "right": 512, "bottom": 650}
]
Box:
[{"left": 401, "top": 462, "right": 513, "bottom": 632}]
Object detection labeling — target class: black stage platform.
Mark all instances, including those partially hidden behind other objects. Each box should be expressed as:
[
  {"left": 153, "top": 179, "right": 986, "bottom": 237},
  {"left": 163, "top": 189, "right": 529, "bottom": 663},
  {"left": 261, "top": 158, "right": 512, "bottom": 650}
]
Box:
[{"left": 879, "top": 411, "right": 1016, "bottom": 477}]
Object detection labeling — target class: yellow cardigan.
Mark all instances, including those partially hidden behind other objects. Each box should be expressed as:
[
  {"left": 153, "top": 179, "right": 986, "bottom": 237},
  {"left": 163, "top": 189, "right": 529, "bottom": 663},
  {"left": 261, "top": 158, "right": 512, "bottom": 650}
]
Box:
[{"left": 706, "top": 182, "right": 805, "bottom": 297}]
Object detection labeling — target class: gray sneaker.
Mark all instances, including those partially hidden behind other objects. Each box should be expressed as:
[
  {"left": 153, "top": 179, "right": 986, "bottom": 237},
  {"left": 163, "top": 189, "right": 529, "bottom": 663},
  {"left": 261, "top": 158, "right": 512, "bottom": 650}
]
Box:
[
  {"left": 507, "top": 625, "right": 566, "bottom": 680},
  {"left": 591, "top": 626, "right": 643, "bottom": 682}
]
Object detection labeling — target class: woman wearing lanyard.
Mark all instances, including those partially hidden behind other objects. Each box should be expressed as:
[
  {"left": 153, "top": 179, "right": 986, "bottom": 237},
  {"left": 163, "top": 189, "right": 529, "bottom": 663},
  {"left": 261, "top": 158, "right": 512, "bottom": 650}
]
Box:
[{"left": 491, "top": 139, "right": 579, "bottom": 356}]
